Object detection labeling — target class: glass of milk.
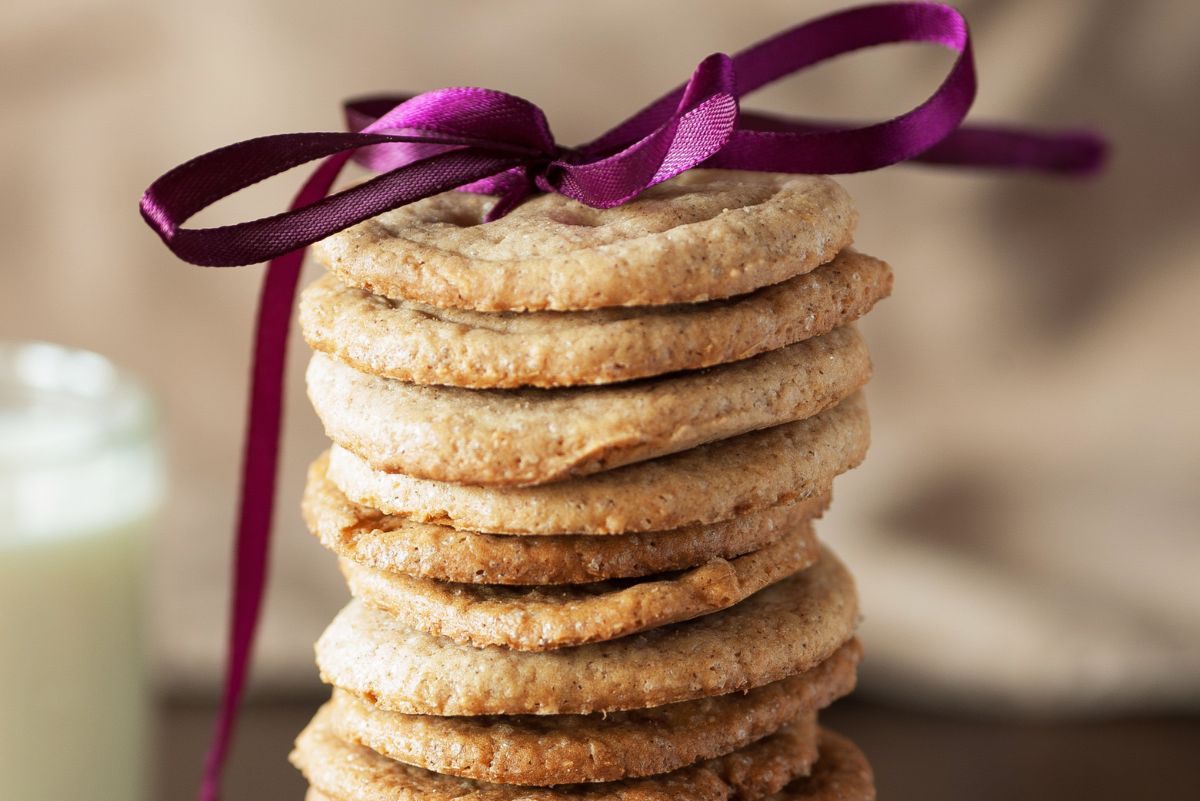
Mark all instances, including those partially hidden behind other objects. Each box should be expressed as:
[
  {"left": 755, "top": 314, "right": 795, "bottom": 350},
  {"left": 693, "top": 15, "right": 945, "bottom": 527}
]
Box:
[{"left": 0, "top": 341, "right": 164, "bottom": 801}]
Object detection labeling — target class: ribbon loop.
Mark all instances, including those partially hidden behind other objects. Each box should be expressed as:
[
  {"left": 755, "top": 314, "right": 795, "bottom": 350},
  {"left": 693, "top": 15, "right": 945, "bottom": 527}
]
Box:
[
  {"left": 347, "top": 88, "right": 558, "bottom": 173},
  {"left": 366, "top": 87, "right": 555, "bottom": 150},
  {"left": 541, "top": 52, "right": 739, "bottom": 205},
  {"left": 142, "top": 146, "right": 523, "bottom": 266}
]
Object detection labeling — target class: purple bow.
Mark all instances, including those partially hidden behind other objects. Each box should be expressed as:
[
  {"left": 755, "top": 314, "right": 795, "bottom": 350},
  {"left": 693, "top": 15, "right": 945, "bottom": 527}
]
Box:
[
  {"left": 141, "top": 3, "right": 1103, "bottom": 267},
  {"left": 138, "top": 4, "right": 1105, "bottom": 801}
]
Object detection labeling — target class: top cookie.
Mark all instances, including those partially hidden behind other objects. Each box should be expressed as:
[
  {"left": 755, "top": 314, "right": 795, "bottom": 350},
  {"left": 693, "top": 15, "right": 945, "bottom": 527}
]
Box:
[{"left": 312, "top": 170, "right": 856, "bottom": 311}]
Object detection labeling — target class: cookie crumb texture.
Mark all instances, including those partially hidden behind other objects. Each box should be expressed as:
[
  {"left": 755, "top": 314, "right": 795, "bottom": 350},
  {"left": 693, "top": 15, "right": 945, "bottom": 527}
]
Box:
[
  {"left": 315, "top": 547, "right": 858, "bottom": 716},
  {"left": 292, "top": 171, "right": 879, "bottom": 799},
  {"left": 308, "top": 325, "right": 870, "bottom": 486},
  {"left": 338, "top": 520, "right": 821, "bottom": 650},
  {"left": 313, "top": 170, "right": 856, "bottom": 312},
  {"left": 324, "top": 392, "right": 869, "bottom": 535},
  {"left": 303, "top": 452, "right": 833, "bottom": 585},
  {"left": 322, "top": 641, "right": 860, "bottom": 785},
  {"left": 299, "top": 248, "right": 891, "bottom": 389},
  {"left": 293, "top": 706, "right": 822, "bottom": 801}
]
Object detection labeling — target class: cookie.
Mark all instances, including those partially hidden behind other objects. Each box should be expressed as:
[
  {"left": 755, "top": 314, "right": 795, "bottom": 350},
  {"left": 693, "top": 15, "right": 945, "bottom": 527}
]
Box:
[
  {"left": 311, "top": 170, "right": 855, "bottom": 312},
  {"left": 338, "top": 520, "right": 820, "bottom": 650},
  {"left": 325, "top": 640, "right": 860, "bottom": 785},
  {"left": 298, "top": 249, "right": 891, "bottom": 389},
  {"left": 292, "top": 705, "right": 819, "bottom": 801},
  {"left": 304, "top": 453, "right": 832, "bottom": 584},
  {"left": 325, "top": 392, "right": 868, "bottom": 535},
  {"left": 764, "top": 729, "right": 875, "bottom": 801},
  {"left": 316, "top": 546, "right": 857, "bottom": 715},
  {"left": 307, "top": 325, "right": 870, "bottom": 485},
  {"left": 300, "top": 731, "right": 873, "bottom": 801}
]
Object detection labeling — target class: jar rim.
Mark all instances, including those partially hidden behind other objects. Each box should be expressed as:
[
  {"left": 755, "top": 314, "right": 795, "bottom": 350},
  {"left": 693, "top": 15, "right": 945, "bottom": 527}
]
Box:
[{"left": 0, "top": 339, "right": 158, "bottom": 470}]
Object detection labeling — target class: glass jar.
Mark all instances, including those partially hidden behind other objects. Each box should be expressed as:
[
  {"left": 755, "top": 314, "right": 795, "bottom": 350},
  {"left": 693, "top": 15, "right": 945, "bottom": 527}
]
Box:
[{"left": 0, "top": 340, "right": 164, "bottom": 801}]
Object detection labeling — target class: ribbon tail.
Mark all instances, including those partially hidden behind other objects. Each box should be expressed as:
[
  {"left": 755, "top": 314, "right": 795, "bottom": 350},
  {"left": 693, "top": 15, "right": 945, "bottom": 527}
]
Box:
[
  {"left": 915, "top": 124, "right": 1108, "bottom": 175},
  {"left": 198, "top": 152, "right": 350, "bottom": 801},
  {"left": 734, "top": 111, "right": 1107, "bottom": 176}
]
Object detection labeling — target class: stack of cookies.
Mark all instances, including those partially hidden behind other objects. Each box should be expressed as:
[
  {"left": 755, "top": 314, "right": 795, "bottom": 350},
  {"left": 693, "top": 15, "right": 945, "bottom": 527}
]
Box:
[{"left": 290, "top": 170, "right": 891, "bottom": 801}]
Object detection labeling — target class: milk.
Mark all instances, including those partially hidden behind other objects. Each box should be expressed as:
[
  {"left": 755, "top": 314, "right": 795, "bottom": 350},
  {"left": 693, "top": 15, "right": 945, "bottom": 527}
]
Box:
[{"left": 0, "top": 342, "right": 163, "bottom": 801}]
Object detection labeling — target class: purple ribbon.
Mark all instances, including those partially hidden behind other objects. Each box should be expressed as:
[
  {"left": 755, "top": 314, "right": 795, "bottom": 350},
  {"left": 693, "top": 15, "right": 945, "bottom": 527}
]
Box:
[{"left": 138, "top": 4, "right": 1105, "bottom": 800}]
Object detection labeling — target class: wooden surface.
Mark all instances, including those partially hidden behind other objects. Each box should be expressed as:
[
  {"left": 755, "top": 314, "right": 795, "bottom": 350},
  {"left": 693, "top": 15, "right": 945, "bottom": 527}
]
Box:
[{"left": 159, "top": 695, "right": 1200, "bottom": 800}]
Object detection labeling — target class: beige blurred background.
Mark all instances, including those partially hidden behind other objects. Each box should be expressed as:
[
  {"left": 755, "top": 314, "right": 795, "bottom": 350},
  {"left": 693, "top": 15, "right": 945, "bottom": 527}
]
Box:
[{"left": 2, "top": 0, "right": 1197, "bottom": 716}]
